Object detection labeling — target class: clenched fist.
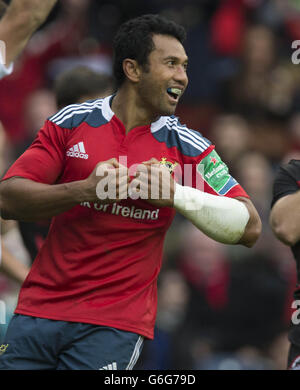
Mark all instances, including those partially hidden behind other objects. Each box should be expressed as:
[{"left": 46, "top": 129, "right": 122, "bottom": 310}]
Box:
[
  {"left": 129, "top": 158, "right": 175, "bottom": 208},
  {"left": 82, "top": 158, "right": 130, "bottom": 204}
]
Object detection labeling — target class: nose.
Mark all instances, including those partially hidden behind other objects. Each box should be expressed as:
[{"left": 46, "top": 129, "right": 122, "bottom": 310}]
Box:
[{"left": 174, "top": 65, "right": 188, "bottom": 88}]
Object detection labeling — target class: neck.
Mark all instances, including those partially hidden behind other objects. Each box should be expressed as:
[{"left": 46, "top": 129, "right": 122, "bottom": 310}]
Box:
[{"left": 111, "top": 84, "right": 160, "bottom": 134}]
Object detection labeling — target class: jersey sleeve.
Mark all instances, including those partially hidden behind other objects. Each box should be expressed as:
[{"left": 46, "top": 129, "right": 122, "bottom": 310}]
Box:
[
  {"left": 183, "top": 146, "right": 249, "bottom": 199},
  {"left": 2, "top": 119, "right": 65, "bottom": 184},
  {"left": 271, "top": 160, "right": 300, "bottom": 208}
]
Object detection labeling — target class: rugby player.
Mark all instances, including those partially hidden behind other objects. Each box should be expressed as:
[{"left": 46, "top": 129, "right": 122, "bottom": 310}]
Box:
[
  {"left": 0, "top": 14, "right": 261, "bottom": 370},
  {"left": 270, "top": 160, "right": 300, "bottom": 369}
]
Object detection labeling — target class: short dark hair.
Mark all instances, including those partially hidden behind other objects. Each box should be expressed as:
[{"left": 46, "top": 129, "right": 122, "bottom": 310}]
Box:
[
  {"left": 113, "top": 14, "right": 186, "bottom": 88},
  {"left": 54, "top": 66, "right": 113, "bottom": 109}
]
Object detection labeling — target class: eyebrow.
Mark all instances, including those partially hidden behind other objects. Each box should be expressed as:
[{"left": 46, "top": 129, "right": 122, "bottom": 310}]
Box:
[{"left": 164, "top": 55, "right": 189, "bottom": 63}]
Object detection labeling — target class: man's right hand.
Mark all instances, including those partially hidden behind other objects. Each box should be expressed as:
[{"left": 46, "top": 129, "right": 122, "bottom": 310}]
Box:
[
  {"left": 82, "top": 158, "right": 130, "bottom": 204},
  {"left": 0, "top": 158, "right": 130, "bottom": 222}
]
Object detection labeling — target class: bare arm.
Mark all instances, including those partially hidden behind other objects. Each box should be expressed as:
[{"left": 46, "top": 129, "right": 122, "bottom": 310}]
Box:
[
  {"left": 0, "top": 0, "right": 58, "bottom": 65},
  {"left": 269, "top": 192, "right": 300, "bottom": 246},
  {"left": 0, "top": 177, "right": 87, "bottom": 221},
  {"left": 0, "top": 159, "right": 129, "bottom": 221},
  {"left": 0, "top": 243, "right": 29, "bottom": 284},
  {"left": 235, "top": 196, "right": 262, "bottom": 248}
]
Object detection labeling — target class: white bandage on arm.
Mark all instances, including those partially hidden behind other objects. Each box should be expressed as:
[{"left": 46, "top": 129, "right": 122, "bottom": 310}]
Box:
[{"left": 174, "top": 183, "right": 250, "bottom": 244}]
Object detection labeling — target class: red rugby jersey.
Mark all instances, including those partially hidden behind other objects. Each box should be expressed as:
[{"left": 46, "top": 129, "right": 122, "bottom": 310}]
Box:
[{"left": 2, "top": 95, "right": 249, "bottom": 339}]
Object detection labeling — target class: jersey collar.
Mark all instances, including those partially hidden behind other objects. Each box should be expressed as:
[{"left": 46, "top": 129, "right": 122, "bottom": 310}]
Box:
[{"left": 102, "top": 95, "right": 169, "bottom": 133}]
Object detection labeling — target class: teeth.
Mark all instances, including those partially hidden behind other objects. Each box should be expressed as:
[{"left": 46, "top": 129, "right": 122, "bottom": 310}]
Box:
[{"left": 167, "top": 88, "right": 182, "bottom": 97}]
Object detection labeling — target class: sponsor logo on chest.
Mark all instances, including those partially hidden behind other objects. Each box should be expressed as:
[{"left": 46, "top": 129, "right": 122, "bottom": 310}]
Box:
[
  {"left": 66, "top": 142, "right": 89, "bottom": 159},
  {"left": 80, "top": 201, "right": 160, "bottom": 221}
]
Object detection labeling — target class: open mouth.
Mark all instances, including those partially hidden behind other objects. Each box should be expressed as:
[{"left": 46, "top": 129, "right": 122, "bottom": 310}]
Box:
[{"left": 167, "top": 87, "right": 182, "bottom": 102}]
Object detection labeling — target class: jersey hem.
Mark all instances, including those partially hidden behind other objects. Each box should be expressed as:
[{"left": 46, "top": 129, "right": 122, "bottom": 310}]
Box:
[
  {"left": 1, "top": 173, "right": 47, "bottom": 184},
  {"left": 14, "top": 307, "right": 153, "bottom": 340}
]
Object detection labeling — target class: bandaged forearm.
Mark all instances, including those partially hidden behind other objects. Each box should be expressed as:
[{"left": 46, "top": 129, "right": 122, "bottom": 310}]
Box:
[{"left": 174, "top": 183, "right": 250, "bottom": 244}]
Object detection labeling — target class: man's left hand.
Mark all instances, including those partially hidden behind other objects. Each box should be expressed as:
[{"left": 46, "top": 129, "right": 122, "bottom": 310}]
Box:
[{"left": 129, "top": 158, "right": 175, "bottom": 208}]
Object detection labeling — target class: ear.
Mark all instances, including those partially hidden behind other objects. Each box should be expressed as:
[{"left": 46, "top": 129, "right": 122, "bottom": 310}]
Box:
[{"left": 122, "top": 59, "right": 141, "bottom": 83}]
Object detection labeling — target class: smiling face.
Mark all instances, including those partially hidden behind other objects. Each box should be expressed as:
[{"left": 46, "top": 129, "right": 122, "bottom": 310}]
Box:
[{"left": 136, "top": 34, "right": 188, "bottom": 117}]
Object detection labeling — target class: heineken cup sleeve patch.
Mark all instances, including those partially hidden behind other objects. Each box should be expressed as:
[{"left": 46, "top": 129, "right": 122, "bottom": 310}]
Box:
[{"left": 196, "top": 150, "right": 238, "bottom": 195}]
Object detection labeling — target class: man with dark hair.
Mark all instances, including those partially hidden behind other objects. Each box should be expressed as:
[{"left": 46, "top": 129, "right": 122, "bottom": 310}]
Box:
[
  {"left": 54, "top": 66, "right": 113, "bottom": 109},
  {"left": 0, "top": 14, "right": 261, "bottom": 370},
  {"left": 113, "top": 14, "right": 186, "bottom": 88},
  {"left": 0, "top": 0, "right": 57, "bottom": 79}
]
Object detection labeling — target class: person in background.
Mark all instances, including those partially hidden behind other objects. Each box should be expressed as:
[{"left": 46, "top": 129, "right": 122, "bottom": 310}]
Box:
[
  {"left": 54, "top": 66, "right": 114, "bottom": 109},
  {"left": 210, "top": 115, "right": 252, "bottom": 175},
  {"left": 270, "top": 159, "right": 300, "bottom": 369}
]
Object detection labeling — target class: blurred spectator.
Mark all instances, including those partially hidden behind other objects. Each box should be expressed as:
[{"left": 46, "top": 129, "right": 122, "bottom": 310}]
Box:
[
  {"left": 286, "top": 114, "right": 300, "bottom": 158},
  {"left": 260, "top": 0, "right": 300, "bottom": 41},
  {"left": 219, "top": 23, "right": 299, "bottom": 123},
  {"left": 14, "top": 89, "right": 57, "bottom": 158},
  {"left": 210, "top": 114, "right": 252, "bottom": 173},
  {"left": 156, "top": 270, "right": 190, "bottom": 334},
  {"left": 232, "top": 151, "right": 276, "bottom": 257},
  {"left": 234, "top": 151, "right": 273, "bottom": 217},
  {"left": 210, "top": 0, "right": 246, "bottom": 57},
  {"left": 54, "top": 66, "right": 113, "bottom": 109},
  {"left": 136, "top": 269, "right": 189, "bottom": 370}
]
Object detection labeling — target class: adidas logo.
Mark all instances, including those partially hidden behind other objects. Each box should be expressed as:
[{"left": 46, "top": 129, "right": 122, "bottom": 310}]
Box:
[
  {"left": 99, "top": 362, "right": 118, "bottom": 370},
  {"left": 66, "top": 142, "right": 89, "bottom": 159}
]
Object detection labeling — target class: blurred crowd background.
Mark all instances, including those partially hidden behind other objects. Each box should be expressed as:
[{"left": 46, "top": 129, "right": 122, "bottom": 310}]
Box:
[{"left": 1, "top": 0, "right": 300, "bottom": 370}]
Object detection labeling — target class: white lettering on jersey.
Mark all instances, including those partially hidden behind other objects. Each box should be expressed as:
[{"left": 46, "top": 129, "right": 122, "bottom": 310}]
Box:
[
  {"left": 80, "top": 202, "right": 160, "bottom": 221},
  {"left": 66, "top": 142, "right": 89, "bottom": 159}
]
